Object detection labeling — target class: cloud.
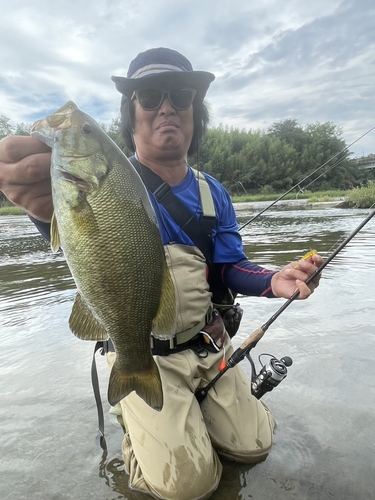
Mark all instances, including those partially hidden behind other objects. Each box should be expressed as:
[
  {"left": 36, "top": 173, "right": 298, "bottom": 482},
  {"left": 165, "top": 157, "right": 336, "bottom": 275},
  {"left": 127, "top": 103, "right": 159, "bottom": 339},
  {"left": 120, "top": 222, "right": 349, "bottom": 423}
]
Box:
[{"left": 0, "top": 0, "right": 374, "bottom": 155}]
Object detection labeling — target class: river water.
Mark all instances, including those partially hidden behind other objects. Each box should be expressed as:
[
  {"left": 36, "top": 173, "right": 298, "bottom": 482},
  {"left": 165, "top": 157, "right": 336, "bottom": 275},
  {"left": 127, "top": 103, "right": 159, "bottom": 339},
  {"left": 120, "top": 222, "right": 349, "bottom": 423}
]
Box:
[{"left": 1, "top": 203, "right": 374, "bottom": 500}]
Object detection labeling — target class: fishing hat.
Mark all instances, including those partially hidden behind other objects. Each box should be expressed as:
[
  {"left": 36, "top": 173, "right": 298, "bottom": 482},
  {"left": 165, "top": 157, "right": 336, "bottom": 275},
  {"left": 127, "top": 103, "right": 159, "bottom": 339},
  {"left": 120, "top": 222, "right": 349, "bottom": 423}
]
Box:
[{"left": 111, "top": 47, "right": 215, "bottom": 99}]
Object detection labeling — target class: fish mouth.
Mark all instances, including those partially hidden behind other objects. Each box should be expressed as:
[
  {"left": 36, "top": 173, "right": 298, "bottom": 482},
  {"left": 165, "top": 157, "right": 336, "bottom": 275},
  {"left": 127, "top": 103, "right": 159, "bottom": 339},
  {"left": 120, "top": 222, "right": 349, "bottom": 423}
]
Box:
[
  {"left": 55, "top": 166, "right": 90, "bottom": 187},
  {"left": 54, "top": 155, "right": 94, "bottom": 187}
]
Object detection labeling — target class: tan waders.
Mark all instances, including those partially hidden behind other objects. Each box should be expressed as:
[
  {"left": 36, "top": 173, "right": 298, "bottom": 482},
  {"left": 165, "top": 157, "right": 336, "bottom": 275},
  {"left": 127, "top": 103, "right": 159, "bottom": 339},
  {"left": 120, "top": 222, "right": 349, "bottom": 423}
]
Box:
[{"left": 106, "top": 334, "right": 275, "bottom": 500}]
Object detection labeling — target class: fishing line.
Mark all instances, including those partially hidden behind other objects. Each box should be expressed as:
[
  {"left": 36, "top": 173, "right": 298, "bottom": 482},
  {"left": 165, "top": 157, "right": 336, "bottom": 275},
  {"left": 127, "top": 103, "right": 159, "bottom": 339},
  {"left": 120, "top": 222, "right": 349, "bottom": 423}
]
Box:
[
  {"left": 238, "top": 125, "right": 375, "bottom": 231},
  {"left": 301, "top": 154, "right": 347, "bottom": 191}
]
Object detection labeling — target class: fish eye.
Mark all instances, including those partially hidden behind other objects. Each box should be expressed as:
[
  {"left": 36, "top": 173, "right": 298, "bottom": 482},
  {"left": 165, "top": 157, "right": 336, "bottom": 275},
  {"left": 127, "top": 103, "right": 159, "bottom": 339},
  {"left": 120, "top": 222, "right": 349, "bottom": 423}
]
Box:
[{"left": 81, "top": 123, "right": 92, "bottom": 134}]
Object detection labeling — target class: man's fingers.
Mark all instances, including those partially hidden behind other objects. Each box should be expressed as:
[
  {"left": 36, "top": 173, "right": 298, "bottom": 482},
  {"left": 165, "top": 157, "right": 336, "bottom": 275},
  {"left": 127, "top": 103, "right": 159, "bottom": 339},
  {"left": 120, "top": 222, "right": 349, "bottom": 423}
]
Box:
[
  {"left": 0, "top": 152, "right": 51, "bottom": 185},
  {"left": 0, "top": 136, "right": 53, "bottom": 222},
  {"left": 296, "top": 280, "right": 313, "bottom": 299},
  {"left": 0, "top": 136, "right": 50, "bottom": 163},
  {"left": 1, "top": 178, "right": 53, "bottom": 222},
  {"left": 4, "top": 177, "right": 51, "bottom": 204}
]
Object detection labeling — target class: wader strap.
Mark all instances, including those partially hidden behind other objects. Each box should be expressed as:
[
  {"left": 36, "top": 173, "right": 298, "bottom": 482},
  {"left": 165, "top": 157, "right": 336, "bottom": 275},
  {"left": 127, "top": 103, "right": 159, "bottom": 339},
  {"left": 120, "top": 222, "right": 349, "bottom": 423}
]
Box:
[
  {"left": 91, "top": 340, "right": 114, "bottom": 451},
  {"left": 129, "top": 157, "right": 215, "bottom": 262},
  {"left": 192, "top": 168, "right": 216, "bottom": 234}
]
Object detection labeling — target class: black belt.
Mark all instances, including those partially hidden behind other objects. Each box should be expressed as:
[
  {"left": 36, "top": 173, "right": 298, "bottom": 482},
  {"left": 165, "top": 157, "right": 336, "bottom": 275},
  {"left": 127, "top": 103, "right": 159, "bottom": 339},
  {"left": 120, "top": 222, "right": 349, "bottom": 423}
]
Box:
[
  {"left": 99, "top": 333, "right": 202, "bottom": 356},
  {"left": 101, "top": 313, "right": 210, "bottom": 357},
  {"left": 101, "top": 332, "right": 206, "bottom": 357},
  {"left": 151, "top": 332, "right": 204, "bottom": 356}
]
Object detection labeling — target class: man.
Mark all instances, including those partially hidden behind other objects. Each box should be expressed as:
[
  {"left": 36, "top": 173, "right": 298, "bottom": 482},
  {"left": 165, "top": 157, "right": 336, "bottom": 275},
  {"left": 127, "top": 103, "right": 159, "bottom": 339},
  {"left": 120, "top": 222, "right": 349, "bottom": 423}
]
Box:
[{"left": 0, "top": 48, "right": 322, "bottom": 500}]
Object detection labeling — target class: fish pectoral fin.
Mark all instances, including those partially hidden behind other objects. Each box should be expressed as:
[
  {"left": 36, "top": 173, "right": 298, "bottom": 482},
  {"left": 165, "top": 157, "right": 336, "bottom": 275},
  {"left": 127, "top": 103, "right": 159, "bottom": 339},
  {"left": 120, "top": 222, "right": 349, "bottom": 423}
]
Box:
[
  {"left": 151, "top": 265, "right": 177, "bottom": 340},
  {"left": 69, "top": 292, "right": 108, "bottom": 341},
  {"left": 108, "top": 360, "right": 163, "bottom": 411},
  {"left": 50, "top": 212, "right": 61, "bottom": 253}
]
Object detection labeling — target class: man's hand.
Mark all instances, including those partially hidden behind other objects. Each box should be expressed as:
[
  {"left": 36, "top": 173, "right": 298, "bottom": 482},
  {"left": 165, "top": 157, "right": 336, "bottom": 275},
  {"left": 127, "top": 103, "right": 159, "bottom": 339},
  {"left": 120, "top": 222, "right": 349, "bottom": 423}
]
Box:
[
  {"left": 0, "top": 135, "right": 53, "bottom": 222},
  {"left": 271, "top": 253, "right": 324, "bottom": 299}
]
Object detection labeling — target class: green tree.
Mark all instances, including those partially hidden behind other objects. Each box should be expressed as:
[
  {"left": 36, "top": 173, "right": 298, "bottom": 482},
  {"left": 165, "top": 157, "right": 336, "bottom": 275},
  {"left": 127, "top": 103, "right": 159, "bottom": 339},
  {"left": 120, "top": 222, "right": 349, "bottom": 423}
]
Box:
[
  {"left": 0, "top": 115, "right": 14, "bottom": 139},
  {"left": 268, "top": 118, "right": 306, "bottom": 155},
  {"left": 106, "top": 117, "right": 127, "bottom": 151},
  {"left": 14, "top": 122, "right": 31, "bottom": 136}
]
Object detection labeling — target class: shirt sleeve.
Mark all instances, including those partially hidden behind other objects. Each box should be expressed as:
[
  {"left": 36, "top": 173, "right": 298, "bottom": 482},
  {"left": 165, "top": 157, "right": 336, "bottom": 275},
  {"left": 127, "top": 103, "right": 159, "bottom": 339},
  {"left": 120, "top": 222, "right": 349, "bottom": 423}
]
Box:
[
  {"left": 220, "top": 259, "right": 276, "bottom": 298},
  {"left": 204, "top": 175, "right": 276, "bottom": 297},
  {"left": 29, "top": 215, "right": 51, "bottom": 242}
]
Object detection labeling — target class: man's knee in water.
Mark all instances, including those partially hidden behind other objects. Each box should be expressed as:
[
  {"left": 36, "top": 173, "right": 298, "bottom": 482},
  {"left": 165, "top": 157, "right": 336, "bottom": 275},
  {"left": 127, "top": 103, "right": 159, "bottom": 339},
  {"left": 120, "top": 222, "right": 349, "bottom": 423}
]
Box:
[{"left": 134, "top": 448, "right": 222, "bottom": 500}]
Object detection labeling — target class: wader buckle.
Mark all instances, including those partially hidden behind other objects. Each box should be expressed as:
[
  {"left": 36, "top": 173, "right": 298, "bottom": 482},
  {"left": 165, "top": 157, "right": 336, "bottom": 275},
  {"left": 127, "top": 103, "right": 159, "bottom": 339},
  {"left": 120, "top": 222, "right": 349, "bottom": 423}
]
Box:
[{"left": 192, "top": 344, "right": 208, "bottom": 358}]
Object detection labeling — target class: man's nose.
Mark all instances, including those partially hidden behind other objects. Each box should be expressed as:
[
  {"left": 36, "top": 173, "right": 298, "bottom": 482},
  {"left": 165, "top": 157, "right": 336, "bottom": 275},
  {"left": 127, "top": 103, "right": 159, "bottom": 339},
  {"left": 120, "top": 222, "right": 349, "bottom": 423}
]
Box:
[{"left": 158, "top": 95, "right": 175, "bottom": 113}]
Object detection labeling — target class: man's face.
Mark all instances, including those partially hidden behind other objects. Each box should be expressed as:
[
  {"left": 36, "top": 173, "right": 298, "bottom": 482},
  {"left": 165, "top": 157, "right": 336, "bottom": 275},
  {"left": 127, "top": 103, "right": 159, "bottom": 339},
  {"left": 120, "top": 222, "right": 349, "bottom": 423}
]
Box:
[{"left": 132, "top": 89, "right": 194, "bottom": 162}]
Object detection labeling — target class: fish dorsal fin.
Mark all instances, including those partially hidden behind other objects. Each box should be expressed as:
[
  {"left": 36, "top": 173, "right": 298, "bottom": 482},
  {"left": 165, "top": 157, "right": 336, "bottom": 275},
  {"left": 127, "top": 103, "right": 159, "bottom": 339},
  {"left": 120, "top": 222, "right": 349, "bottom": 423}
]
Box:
[
  {"left": 151, "top": 264, "right": 177, "bottom": 340},
  {"left": 50, "top": 212, "right": 61, "bottom": 253},
  {"left": 69, "top": 292, "right": 108, "bottom": 341}
]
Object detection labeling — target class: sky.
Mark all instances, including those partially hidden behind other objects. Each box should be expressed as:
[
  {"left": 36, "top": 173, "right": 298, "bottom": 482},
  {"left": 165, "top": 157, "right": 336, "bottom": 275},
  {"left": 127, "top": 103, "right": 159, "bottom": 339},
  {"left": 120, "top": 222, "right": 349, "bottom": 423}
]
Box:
[{"left": 1, "top": 0, "right": 374, "bottom": 156}]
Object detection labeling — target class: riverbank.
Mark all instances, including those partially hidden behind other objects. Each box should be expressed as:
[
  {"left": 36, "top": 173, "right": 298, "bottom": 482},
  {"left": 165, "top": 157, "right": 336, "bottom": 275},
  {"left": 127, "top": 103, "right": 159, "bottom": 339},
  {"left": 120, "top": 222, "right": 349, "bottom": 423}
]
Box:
[
  {"left": 0, "top": 192, "right": 348, "bottom": 216},
  {"left": 0, "top": 200, "right": 345, "bottom": 217},
  {"left": 0, "top": 200, "right": 349, "bottom": 217},
  {"left": 2, "top": 181, "right": 375, "bottom": 216},
  {"left": 233, "top": 197, "right": 348, "bottom": 213},
  {"left": 0, "top": 206, "right": 25, "bottom": 216}
]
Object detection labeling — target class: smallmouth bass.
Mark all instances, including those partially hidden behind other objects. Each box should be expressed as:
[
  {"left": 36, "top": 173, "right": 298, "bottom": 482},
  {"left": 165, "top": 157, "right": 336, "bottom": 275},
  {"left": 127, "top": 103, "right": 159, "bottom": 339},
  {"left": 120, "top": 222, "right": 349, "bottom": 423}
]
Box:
[{"left": 31, "top": 101, "right": 177, "bottom": 410}]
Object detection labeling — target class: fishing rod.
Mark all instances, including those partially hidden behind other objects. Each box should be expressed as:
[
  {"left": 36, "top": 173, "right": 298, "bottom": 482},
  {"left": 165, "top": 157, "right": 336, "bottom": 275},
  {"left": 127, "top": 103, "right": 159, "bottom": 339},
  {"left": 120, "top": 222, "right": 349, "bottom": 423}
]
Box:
[
  {"left": 238, "top": 125, "right": 375, "bottom": 231},
  {"left": 196, "top": 207, "right": 375, "bottom": 403}
]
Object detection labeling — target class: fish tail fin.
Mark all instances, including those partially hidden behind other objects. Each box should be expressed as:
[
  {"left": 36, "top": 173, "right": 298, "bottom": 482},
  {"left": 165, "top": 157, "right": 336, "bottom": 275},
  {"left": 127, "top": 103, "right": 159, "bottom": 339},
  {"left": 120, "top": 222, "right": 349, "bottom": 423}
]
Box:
[
  {"left": 152, "top": 264, "right": 176, "bottom": 339},
  {"left": 108, "top": 360, "right": 163, "bottom": 411}
]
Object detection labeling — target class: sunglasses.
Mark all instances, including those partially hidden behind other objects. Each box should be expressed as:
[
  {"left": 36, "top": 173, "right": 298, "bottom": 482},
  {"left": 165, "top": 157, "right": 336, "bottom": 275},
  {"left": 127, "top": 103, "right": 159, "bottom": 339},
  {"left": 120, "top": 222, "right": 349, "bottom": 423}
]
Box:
[{"left": 132, "top": 87, "right": 197, "bottom": 111}]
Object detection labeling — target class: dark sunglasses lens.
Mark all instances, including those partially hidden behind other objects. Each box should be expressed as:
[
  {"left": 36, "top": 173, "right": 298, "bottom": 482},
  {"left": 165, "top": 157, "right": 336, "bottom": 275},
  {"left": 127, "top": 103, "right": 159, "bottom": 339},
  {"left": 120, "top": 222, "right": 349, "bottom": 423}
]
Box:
[
  {"left": 170, "top": 89, "right": 195, "bottom": 109},
  {"left": 137, "top": 88, "right": 163, "bottom": 110}
]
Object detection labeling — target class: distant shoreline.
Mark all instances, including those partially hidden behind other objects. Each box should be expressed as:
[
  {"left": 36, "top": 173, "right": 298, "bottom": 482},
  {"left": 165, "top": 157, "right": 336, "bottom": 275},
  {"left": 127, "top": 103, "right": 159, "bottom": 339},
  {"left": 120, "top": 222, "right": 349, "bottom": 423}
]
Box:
[
  {"left": 0, "top": 207, "right": 26, "bottom": 216},
  {"left": 0, "top": 198, "right": 353, "bottom": 217},
  {"left": 233, "top": 197, "right": 350, "bottom": 212}
]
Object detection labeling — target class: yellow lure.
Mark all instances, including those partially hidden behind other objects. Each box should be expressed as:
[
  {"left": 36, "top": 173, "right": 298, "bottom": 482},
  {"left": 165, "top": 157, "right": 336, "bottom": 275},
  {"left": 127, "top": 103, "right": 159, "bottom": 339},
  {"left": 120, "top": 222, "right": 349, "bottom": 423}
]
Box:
[{"left": 294, "top": 249, "right": 317, "bottom": 268}]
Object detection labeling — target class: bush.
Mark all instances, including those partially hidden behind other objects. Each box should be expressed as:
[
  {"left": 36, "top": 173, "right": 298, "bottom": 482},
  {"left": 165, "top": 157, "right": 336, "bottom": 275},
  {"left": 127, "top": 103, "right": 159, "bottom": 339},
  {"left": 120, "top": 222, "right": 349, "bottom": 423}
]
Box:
[
  {"left": 348, "top": 180, "right": 375, "bottom": 208},
  {"left": 260, "top": 184, "right": 275, "bottom": 195}
]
